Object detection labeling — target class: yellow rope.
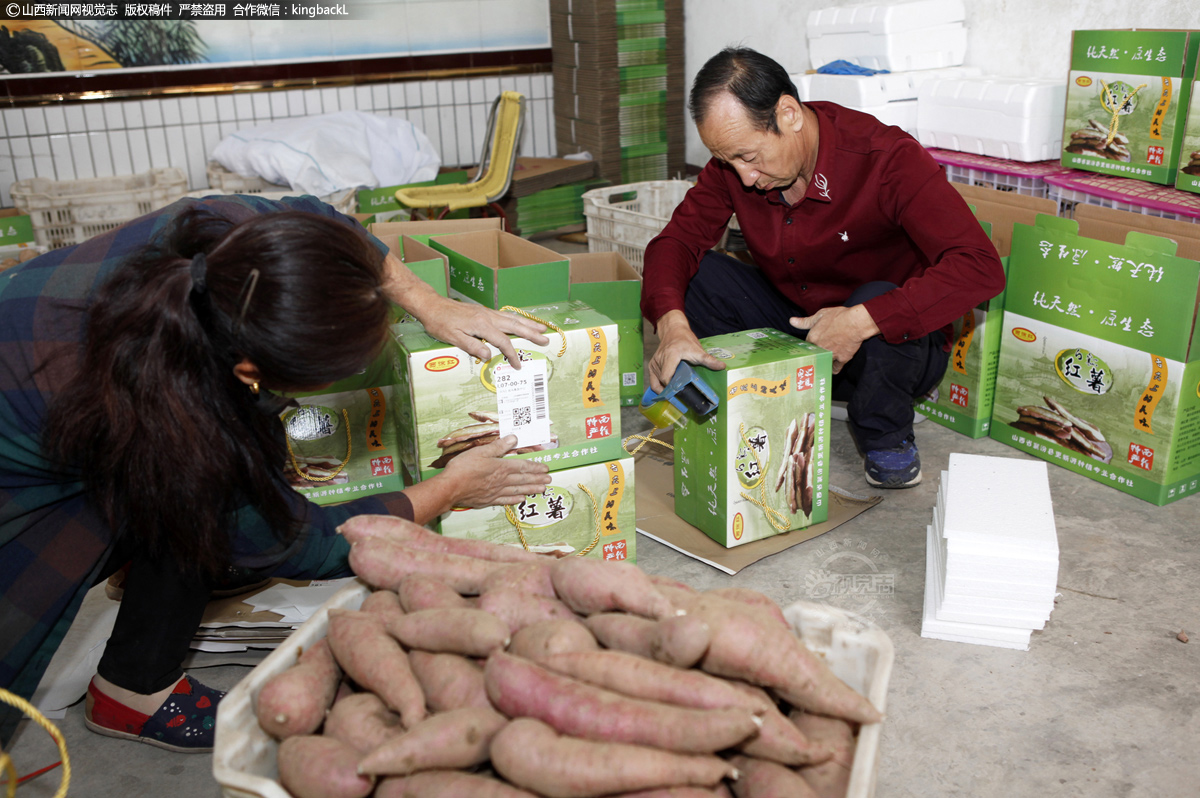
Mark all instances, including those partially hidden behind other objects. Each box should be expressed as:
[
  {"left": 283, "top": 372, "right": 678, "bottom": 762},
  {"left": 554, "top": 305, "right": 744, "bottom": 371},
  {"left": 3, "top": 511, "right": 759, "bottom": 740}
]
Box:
[
  {"left": 285, "top": 408, "right": 352, "bottom": 482},
  {"left": 1100, "top": 79, "right": 1147, "bottom": 147},
  {"left": 499, "top": 306, "right": 567, "bottom": 357},
  {"left": 1, "top": 752, "right": 15, "bottom": 798},
  {"left": 622, "top": 432, "right": 674, "bottom": 457},
  {"left": 737, "top": 423, "right": 791, "bottom": 532},
  {"left": 0, "top": 688, "right": 70, "bottom": 798},
  {"left": 504, "top": 483, "right": 601, "bottom": 556}
]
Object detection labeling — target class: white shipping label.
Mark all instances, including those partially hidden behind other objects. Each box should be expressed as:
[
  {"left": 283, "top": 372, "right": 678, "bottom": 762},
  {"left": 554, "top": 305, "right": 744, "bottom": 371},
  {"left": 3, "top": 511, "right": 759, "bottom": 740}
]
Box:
[{"left": 494, "top": 360, "right": 553, "bottom": 448}]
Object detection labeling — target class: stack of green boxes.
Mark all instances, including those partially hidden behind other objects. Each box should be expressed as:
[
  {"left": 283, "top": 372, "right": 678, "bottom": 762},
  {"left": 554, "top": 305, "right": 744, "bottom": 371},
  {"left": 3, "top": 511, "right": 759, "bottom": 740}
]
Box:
[
  {"left": 505, "top": 178, "right": 609, "bottom": 237},
  {"left": 392, "top": 298, "right": 637, "bottom": 561},
  {"left": 551, "top": 0, "right": 685, "bottom": 184}
]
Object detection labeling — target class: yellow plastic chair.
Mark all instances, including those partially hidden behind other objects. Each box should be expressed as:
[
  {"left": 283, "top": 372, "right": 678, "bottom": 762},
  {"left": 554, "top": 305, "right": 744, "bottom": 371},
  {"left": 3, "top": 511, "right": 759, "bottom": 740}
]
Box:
[{"left": 395, "top": 91, "right": 525, "bottom": 230}]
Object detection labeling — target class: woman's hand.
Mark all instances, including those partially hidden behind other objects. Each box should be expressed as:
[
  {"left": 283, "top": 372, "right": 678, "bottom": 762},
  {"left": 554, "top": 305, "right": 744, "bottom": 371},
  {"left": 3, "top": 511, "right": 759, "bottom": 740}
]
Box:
[
  {"left": 439, "top": 435, "right": 552, "bottom": 508},
  {"left": 382, "top": 252, "right": 548, "bottom": 368}
]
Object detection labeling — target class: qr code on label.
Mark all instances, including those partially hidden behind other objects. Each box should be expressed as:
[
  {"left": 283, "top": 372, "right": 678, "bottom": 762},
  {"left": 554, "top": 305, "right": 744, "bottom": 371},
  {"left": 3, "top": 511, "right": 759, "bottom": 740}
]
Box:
[{"left": 513, "top": 406, "right": 532, "bottom": 427}]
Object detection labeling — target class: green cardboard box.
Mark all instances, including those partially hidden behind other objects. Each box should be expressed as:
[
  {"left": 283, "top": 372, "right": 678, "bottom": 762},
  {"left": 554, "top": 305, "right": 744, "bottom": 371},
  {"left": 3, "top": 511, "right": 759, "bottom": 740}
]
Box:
[
  {"left": 356, "top": 170, "right": 470, "bottom": 216},
  {"left": 430, "top": 229, "right": 571, "bottom": 308},
  {"left": 1062, "top": 29, "right": 1200, "bottom": 185},
  {"left": 990, "top": 214, "right": 1200, "bottom": 505},
  {"left": 1176, "top": 78, "right": 1200, "bottom": 193},
  {"left": 675, "top": 329, "right": 833, "bottom": 547},
  {"left": 0, "top": 210, "right": 35, "bottom": 247},
  {"left": 567, "top": 252, "right": 644, "bottom": 407},
  {"left": 436, "top": 457, "right": 636, "bottom": 562},
  {"left": 916, "top": 258, "right": 1009, "bottom": 438},
  {"left": 282, "top": 387, "right": 404, "bottom": 506},
  {"left": 398, "top": 236, "right": 450, "bottom": 298},
  {"left": 392, "top": 300, "right": 623, "bottom": 484}
]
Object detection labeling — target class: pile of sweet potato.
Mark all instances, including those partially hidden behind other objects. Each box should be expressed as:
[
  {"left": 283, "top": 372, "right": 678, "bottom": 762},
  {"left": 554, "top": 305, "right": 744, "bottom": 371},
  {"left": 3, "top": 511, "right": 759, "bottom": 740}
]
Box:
[{"left": 252, "top": 514, "right": 882, "bottom": 798}]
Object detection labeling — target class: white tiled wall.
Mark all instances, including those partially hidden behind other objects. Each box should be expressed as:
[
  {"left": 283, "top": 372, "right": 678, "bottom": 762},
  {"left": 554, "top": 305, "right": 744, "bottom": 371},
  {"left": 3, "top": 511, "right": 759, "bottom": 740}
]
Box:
[{"left": 0, "top": 73, "right": 554, "bottom": 207}]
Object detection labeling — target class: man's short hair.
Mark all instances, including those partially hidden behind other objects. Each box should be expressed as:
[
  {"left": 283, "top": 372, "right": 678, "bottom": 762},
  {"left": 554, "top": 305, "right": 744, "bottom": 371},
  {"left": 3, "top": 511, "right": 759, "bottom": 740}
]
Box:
[{"left": 688, "top": 47, "right": 800, "bottom": 134}]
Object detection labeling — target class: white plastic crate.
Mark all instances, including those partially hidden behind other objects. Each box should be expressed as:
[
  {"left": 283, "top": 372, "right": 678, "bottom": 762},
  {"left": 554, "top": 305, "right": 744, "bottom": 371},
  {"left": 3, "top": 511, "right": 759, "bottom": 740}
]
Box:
[
  {"left": 206, "top": 161, "right": 287, "bottom": 194},
  {"left": 184, "top": 187, "right": 359, "bottom": 216},
  {"left": 582, "top": 180, "right": 693, "bottom": 274},
  {"left": 213, "top": 579, "right": 894, "bottom": 798},
  {"left": 943, "top": 164, "right": 1052, "bottom": 198},
  {"left": 1048, "top": 183, "right": 1200, "bottom": 224},
  {"left": 10, "top": 168, "right": 189, "bottom": 250}
]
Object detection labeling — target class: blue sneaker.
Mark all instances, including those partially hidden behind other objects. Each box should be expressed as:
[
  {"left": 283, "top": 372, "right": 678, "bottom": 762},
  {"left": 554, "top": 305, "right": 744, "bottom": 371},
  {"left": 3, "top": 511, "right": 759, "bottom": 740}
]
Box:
[{"left": 864, "top": 439, "right": 922, "bottom": 488}]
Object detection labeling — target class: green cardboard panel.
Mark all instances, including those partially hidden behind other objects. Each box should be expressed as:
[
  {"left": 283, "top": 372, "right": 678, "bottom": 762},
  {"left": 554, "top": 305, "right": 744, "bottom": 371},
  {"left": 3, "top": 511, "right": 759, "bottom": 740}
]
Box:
[
  {"left": 568, "top": 252, "right": 644, "bottom": 407},
  {"left": 0, "top": 212, "right": 35, "bottom": 247},
  {"left": 1175, "top": 79, "right": 1200, "bottom": 194},
  {"left": 357, "top": 170, "right": 470, "bottom": 214},
  {"left": 436, "top": 457, "right": 636, "bottom": 562}
]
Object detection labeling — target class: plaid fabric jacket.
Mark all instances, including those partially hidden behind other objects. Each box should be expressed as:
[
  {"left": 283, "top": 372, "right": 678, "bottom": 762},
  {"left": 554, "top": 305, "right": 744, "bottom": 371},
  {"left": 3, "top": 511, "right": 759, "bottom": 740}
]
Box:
[{"left": 0, "top": 194, "right": 411, "bottom": 741}]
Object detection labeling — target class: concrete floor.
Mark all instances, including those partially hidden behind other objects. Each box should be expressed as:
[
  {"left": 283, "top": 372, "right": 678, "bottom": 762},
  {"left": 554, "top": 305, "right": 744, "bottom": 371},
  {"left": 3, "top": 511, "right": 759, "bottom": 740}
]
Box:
[{"left": 5, "top": 237, "right": 1197, "bottom": 797}]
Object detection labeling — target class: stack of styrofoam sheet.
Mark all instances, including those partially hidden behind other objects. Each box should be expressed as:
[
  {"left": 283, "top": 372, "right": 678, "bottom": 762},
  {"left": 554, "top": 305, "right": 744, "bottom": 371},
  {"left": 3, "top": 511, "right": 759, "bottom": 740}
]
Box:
[
  {"left": 791, "top": 66, "right": 981, "bottom": 135},
  {"left": 921, "top": 453, "right": 1059, "bottom": 651},
  {"left": 916, "top": 77, "right": 1067, "bottom": 162},
  {"left": 806, "top": 0, "right": 967, "bottom": 72}
]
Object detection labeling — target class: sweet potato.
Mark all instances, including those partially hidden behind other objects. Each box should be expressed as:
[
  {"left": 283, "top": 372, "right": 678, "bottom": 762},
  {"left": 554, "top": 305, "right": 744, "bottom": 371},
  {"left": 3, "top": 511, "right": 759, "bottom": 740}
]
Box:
[
  {"left": 325, "top": 609, "right": 426, "bottom": 728},
  {"left": 703, "top": 588, "right": 789, "bottom": 628},
  {"left": 348, "top": 537, "right": 502, "bottom": 595},
  {"left": 584, "top": 612, "right": 658, "bottom": 657},
  {"left": 538, "top": 650, "right": 774, "bottom": 715},
  {"left": 339, "top": 514, "right": 542, "bottom": 562},
  {"left": 407, "top": 650, "right": 491, "bottom": 712},
  {"left": 478, "top": 587, "right": 578, "bottom": 632},
  {"left": 480, "top": 560, "right": 558, "bottom": 597},
  {"left": 550, "top": 558, "right": 677, "bottom": 619},
  {"left": 508, "top": 619, "right": 599, "bottom": 662},
  {"left": 491, "top": 718, "right": 739, "bottom": 798},
  {"left": 736, "top": 703, "right": 831, "bottom": 766},
  {"left": 791, "top": 711, "right": 856, "bottom": 798},
  {"left": 360, "top": 589, "right": 406, "bottom": 625},
  {"left": 685, "top": 595, "right": 882, "bottom": 724},
  {"left": 255, "top": 638, "right": 341, "bottom": 739},
  {"left": 322, "top": 692, "right": 405, "bottom": 755},
  {"left": 277, "top": 735, "right": 374, "bottom": 798},
  {"left": 357, "top": 706, "right": 508, "bottom": 776},
  {"left": 650, "top": 613, "right": 712, "bottom": 668},
  {"left": 396, "top": 574, "right": 473, "bottom": 612},
  {"left": 727, "top": 755, "right": 819, "bottom": 798},
  {"left": 384, "top": 608, "right": 511, "bottom": 657},
  {"left": 484, "top": 651, "right": 761, "bottom": 754},
  {"left": 375, "top": 770, "right": 539, "bottom": 798},
  {"left": 611, "top": 790, "right": 728, "bottom": 798}
]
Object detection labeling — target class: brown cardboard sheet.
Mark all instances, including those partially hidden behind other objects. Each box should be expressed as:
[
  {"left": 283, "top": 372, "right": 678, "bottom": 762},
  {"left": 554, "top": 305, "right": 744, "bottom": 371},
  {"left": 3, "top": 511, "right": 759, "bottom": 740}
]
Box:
[
  {"left": 633, "top": 431, "right": 882, "bottom": 574},
  {"left": 1072, "top": 204, "right": 1200, "bottom": 262},
  {"left": 951, "top": 183, "right": 1059, "bottom": 256}
]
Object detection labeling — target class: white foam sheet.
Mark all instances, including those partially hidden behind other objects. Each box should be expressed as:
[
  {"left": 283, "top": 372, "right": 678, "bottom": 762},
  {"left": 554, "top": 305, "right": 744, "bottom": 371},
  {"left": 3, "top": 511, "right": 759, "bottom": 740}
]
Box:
[
  {"left": 942, "top": 454, "right": 1059, "bottom": 555},
  {"left": 922, "top": 524, "right": 1033, "bottom": 649}
]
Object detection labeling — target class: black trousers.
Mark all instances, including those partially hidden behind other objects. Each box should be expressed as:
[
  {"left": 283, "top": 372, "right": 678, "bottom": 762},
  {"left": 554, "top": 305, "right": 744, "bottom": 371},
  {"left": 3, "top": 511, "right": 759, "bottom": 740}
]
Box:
[
  {"left": 94, "top": 544, "right": 217, "bottom": 694},
  {"left": 684, "top": 250, "right": 949, "bottom": 451}
]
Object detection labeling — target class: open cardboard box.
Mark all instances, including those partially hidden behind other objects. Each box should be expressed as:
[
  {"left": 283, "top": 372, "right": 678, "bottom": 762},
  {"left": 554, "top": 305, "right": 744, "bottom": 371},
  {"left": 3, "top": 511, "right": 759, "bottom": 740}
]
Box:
[
  {"left": 430, "top": 228, "right": 571, "bottom": 308},
  {"left": 950, "top": 182, "right": 1059, "bottom": 256}
]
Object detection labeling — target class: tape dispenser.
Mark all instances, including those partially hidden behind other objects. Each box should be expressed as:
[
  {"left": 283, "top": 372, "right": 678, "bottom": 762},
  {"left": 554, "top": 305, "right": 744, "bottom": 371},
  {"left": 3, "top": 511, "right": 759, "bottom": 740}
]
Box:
[{"left": 638, "top": 361, "right": 719, "bottom": 430}]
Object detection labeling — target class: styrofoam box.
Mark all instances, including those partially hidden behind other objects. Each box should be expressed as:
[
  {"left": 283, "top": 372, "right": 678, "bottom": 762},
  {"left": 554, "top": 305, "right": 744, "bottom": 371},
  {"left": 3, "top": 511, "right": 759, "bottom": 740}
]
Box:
[
  {"left": 917, "top": 77, "right": 1067, "bottom": 162},
  {"left": 808, "top": 23, "right": 968, "bottom": 72},
  {"left": 854, "top": 100, "right": 919, "bottom": 135},
  {"left": 214, "top": 579, "right": 894, "bottom": 798},
  {"left": 807, "top": 0, "right": 965, "bottom": 36},
  {"left": 806, "top": 66, "right": 982, "bottom": 107}
]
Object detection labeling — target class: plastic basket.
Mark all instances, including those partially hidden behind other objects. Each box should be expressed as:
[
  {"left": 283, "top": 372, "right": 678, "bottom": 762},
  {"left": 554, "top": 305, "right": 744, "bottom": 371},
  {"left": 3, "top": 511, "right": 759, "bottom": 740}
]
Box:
[
  {"left": 184, "top": 187, "right": 359, "bottom": 216},
  {"left": 206, "top": 161, "right": 288, "bottom": 194},
  {"left": 212, "top": 580, "right": 894, "bottom": 798},
  {"left": 944, "top": 163, "right": 1051, "bottom": 198},
  {"left": 1047, "top": 183, "right": 1199, "bottom": 224},
  {"left": 10, "top": 168, "right": 189, "bottom": 250},
  {"left": 582, "top": 180, "right": 693, "bottom": 274}
]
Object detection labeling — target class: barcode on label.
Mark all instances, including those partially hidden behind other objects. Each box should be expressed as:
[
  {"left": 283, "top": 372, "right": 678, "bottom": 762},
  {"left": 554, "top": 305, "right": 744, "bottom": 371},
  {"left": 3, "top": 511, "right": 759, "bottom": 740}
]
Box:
[{"left": 533, "top": 372, "right": 547, "bottom": 420}]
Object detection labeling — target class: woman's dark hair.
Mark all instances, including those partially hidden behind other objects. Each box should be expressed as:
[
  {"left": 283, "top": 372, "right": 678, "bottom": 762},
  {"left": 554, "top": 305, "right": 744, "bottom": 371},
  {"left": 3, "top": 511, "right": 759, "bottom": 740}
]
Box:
[
  {"left": 688, "top": 47, "right": 801, "bottom": 134},
  {"left": 41, "top": 207, "right": 391, "bottom": 576}
]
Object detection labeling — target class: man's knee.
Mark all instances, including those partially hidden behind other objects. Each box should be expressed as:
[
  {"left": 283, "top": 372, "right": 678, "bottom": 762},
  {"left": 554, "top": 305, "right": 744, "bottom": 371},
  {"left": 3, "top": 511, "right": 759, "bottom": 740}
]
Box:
[{"left": 844, "top": 281, "right": 898, "bottom": 307}]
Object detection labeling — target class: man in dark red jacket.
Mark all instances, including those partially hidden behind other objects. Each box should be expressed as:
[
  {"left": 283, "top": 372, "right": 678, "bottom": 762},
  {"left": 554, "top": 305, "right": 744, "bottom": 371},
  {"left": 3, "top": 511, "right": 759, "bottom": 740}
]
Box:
[{"left": 641, "top": 47, "right": 1005, "bottom": 488}]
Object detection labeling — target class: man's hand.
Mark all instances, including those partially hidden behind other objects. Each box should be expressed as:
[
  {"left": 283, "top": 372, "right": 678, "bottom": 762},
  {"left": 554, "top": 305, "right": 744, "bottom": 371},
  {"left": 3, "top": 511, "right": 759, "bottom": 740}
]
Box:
[
  {"left": 384, "top": 252, "right": 549, "bottom": 368},
  {"left": 438, "top": 435, "right": 552, "bottom": 507},
  {"left": 790, "top": 305, "right": 880, "bottom": 374},
  {"left": 646, "top": 309, "right": 726, "bottom": 393}
]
